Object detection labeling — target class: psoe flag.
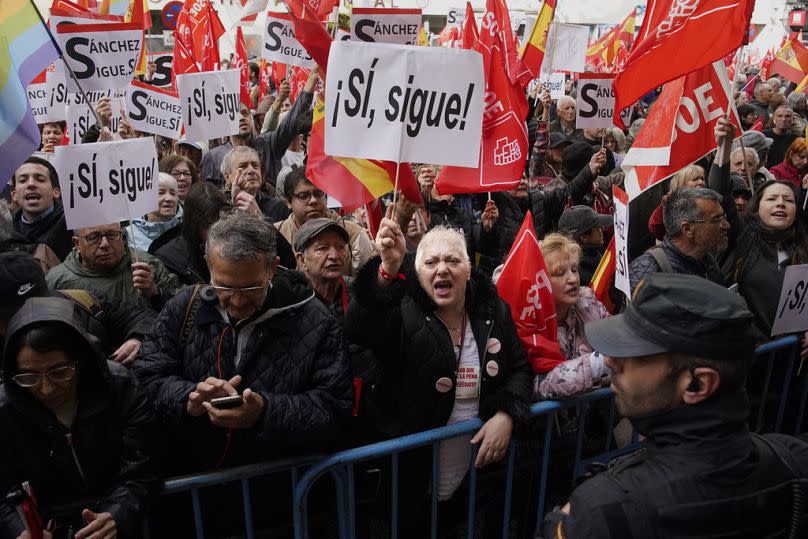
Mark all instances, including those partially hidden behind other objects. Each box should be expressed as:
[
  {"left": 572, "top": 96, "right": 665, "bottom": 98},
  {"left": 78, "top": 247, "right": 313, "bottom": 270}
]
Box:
[{"left": 0, "top": 0, "right": 60, "bottom": 191}]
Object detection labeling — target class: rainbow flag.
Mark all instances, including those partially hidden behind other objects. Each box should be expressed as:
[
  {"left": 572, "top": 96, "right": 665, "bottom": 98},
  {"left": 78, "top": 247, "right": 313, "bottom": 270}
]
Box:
[{"left": 1, "top": 0, "right": 60, "bottom": 190}]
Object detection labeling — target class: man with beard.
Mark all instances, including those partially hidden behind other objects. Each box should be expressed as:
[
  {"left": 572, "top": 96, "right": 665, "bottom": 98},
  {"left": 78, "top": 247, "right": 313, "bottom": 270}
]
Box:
[
  {"left": 9, "top": 157, "right": 73, "bottom": 260},
  {"left": 538, "top": 273, "right": 808, "bottom": 538},
  {"left": 629, "top": 188, "right": 729, "bottom": 291},
  {"left": 199, "top": 68, "right": 320, "bottom": 190}
]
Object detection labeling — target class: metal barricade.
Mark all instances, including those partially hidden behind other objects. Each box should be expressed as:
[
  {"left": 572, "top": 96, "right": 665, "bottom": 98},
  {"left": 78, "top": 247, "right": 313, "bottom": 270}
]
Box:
[{"left": 750, "top": 335, "right": 806, "bottom": 435}]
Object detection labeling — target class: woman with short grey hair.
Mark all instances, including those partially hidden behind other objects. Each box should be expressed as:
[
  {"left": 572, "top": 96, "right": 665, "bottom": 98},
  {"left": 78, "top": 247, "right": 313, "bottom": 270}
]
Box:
[{"left": 128, "top": 172, "right": 183, "bottom": 252}]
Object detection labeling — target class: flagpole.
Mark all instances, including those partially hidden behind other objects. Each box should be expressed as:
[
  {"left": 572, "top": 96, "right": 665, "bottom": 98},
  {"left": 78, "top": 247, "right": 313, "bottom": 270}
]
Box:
[
  {"left": 717, "top": 45, "right": 746, "bottom": 166},
  {"left": 544, "top": 15, "right": 560, "bottom": 156},
  {"left": 27, "top": 0, "right": 104, "bottom": 127}
]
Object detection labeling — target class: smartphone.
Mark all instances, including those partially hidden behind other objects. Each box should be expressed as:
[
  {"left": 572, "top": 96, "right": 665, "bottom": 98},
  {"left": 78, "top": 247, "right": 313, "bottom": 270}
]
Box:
[{"left": 210, "top": 395, "right": 244, "bottom": 409}]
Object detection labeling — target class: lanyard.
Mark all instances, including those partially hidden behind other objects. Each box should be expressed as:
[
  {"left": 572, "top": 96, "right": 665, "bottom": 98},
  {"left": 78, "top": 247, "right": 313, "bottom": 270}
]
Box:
[{"left": 340, "top": 278, "right": 349, "bottom": 315}]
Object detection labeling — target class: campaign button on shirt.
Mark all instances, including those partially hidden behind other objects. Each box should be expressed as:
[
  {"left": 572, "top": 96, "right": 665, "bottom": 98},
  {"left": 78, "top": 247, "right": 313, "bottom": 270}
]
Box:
[
  {"left": 485, "top": 360, "right": 499, "bottom": 377},
  {"left": 436, "top": 377, "right": 453, "bottom": 393},
  {"left": 486, "top": 337, "right": 501, "bottom": 354}
]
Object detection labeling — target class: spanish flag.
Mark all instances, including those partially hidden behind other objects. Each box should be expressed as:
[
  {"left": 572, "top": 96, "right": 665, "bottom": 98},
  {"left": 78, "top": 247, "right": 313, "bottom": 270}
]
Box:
[
  {"left": 307, "top": 96, "right": 423, "bottom": 212},
  {"left": 515, "top": 0, "right": 554, "bottom": 86},
  {"left": 585, "top": 10, "right": 635, "bottom": 69},
  {"left": 770, "top": 37, "right": 808, "bottom": 84},
  {"left": 589, "top": 237, "right": 617, "bottom": 313}
]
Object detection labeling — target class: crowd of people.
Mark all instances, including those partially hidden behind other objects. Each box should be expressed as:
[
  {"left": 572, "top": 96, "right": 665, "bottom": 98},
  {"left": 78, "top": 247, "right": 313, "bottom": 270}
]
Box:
[{"left": 1, "top": 56, "right": 808, "bottom": 538}]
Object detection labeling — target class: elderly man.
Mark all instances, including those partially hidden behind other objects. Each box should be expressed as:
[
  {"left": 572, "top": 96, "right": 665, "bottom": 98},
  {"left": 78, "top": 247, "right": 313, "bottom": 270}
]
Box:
[
  {"left": 549, "top": 96, "right": 580, "bottom": 137},
  {"left": 629, "top": 188, "right": 729, "bottom": 291},
  {"left": 221, "top": 146, "right": 290, "bottom": 222},
  {"left": 294, "top": 218, "right": 352, "bottom": 318},
  {"left": 731, "top": 130, "right": 775, "bottom": 187},
  {"left": 133, "top": 212, "right": 353, "bottom": 474},
  {"left": 763, "top": 105, "right": 798, "bottom": 168},
  {"left": 557, "top": 205, "right": 612, "bottom": 286},
  {"left": 538, "top": 273, "right": 808, "bottom": 538},
  {"left": 276, "top": 168, "right": 376, "bottom": 275},
  {"left": 9, "top": 156, "right": 73, "bottom": 259},
  {"left": 46, "top": 222, "right": 181, "bottom": 310},
  {"left": 750, "top": 82, "right": 772, "bottom": 125},
  {"left": 200, "top": 68, "right": 319, "bottom": 189}
]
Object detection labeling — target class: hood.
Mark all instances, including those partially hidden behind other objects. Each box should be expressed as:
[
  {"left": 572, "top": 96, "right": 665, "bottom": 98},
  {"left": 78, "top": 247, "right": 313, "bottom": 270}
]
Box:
[{"left": 2, "top": 296, "right": 109, "bottom": 421}]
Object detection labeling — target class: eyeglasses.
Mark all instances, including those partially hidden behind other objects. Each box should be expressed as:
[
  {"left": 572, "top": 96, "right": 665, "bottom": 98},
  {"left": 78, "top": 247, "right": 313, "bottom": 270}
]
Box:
[
  {"left": 13, "top": 364, "right": 77, "bottom": 388},
  {"left": 209, "top": 283, "right": 269, "bottom": 298},
  {"left": 80, "top": 231, "right": 123, "bottom": 245},
  {"left": 171, "top": 169, "right": 193, "bottom": 179},
  {"left": 292, "top": 190, "right": 326, "bottom": 203},
  {"left": 689, "top": 213, "right": 727, "bottom": 225}
]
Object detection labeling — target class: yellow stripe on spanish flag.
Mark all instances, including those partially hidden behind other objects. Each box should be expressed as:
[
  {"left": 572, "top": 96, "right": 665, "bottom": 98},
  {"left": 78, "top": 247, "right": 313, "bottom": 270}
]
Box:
[{"left": 333, "top": 156, "right": 395, "bottom": 198}]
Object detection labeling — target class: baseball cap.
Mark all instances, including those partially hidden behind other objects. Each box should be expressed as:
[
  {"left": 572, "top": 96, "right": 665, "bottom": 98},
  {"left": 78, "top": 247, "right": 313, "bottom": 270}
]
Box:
[
  {"left": 585, "top": 273, "right": 754, "bottom": 359},
  {"left": 731, "top": 131, "right": 773, "bottom": 154},
  {"left": 177, "top": 139, "right": 204, "bottom": 151},
  {"left": 0, "top": 251, "right": 48, "bottom": 320},
  {"left": 558, "top": 205, "right": 613, "bottom": 238},
  {"left": 548, "top": 132, "right": 572, "bottom": 149},
  {"left": 294, "top": 218, "right": 349, "bottom": 253}
]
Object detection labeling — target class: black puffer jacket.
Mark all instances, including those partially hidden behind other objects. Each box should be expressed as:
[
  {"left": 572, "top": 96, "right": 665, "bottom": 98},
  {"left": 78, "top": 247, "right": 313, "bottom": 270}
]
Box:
[
  {"left": 345, "top": 256, "right": 532, "bottom": 437},
  {"left": 628, "top": 238, "right": 725, "bottom": 292},
  {"left": 132, "top": 268, "right": 353, "bottom": 473},
  {"left": 492, "top": 165, "right": 596, "bottom": 262},
  {"left": 0, "top": 297, "right": 158, "bottom": 538},
  {"left": 12, "top": 201, "right": 73, "bottom": 260}
]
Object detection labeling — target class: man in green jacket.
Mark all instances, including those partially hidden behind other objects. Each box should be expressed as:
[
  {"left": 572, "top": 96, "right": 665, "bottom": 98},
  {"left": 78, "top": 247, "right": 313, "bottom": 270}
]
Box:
[{"left": 46, "top": 222, "right": 182, "bottom": 310}]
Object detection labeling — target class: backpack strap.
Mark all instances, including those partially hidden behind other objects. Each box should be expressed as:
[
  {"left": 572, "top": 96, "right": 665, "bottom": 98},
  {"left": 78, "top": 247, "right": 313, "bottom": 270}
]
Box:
[
  {"left": 649, "top": 247, "right": 674, "bottom": 274},
  {"left": 178, "top": 284, "right": 204, "bottom": 352},
  {"left": 55, "top": 290, "right": 104, "bottom": 320}
]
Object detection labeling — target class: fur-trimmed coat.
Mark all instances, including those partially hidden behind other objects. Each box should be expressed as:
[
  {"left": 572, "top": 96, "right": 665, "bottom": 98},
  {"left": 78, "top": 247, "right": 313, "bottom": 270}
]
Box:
[{"left": 345, "top": 255, "right": 532, "bottom": 438}]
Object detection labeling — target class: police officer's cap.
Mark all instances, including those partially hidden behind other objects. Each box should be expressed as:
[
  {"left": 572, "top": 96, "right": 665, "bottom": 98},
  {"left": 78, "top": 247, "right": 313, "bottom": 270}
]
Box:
[{"left": 585, "top": 273, "right": 754, "bottom": 360}]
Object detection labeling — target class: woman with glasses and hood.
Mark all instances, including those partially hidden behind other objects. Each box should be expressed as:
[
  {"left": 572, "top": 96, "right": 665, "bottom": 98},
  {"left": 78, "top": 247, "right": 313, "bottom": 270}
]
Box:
[{"left": 0, "top": 297, "right": 158, "bottom": 539}]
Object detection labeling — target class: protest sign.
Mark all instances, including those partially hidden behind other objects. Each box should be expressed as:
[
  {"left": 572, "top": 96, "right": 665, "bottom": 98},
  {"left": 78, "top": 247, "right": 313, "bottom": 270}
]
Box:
[
  {"left": 262, "top": 12, "right": 315, "bottom": 69},
  {"left": 351, "top": 8, "right": 422, "bottom": 46},
  {"left": 541, "top": 23, "right": 588, "bottom": 74},
  {"left": 53, "top": 22, "right": 143, "bottom": 92},
  {"left": 575, "top": 74, "right": 632, "bottom": 129},
  {"left": 771, "top": 264, "right": 808, "bottom": 336},
  {"left": 177, "top": 69, "right": 241, "bottom": 141},
  {"left": 612, "top": 186, "right": 631, "bottom": 299},
  {"left": 53, "top": 137, "right": 159, "bottom": 230},
  {"left": 447, "top": 6, "right": 465, "bottom": 26},
  {"left": 325, "top": 41, "right": 484, "bottom": 167},
  {"left": 539, "top": 72, "right": 565, "bottom": 100},
  {"left": 66, "top": 93, "right": 124, "bottom": 145},
  {"left": 336, "top": 28, "right": 351, "bottom": 41},
  {"left": 43, "top": 71, "right": 68, "bottom": 123},
  {"left": 147, "top": 52, "right": 174, "bottom": 88},
  {"left": 27, "top": 82, "right": 50, "bottom": 124},
  {"left": 126, "top": 80, "right": 183, "bottom": 139}
]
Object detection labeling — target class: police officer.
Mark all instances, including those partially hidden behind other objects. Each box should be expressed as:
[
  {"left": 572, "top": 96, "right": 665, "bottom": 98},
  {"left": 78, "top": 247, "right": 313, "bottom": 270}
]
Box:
[{"left": 538, "top": 273, "right": 808, "bottom": 538}]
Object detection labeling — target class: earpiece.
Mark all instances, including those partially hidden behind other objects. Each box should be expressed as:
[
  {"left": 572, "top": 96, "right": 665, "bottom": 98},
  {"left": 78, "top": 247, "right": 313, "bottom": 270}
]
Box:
[{"left": 687, "top": 376, "right": 701, "bottom": 393}]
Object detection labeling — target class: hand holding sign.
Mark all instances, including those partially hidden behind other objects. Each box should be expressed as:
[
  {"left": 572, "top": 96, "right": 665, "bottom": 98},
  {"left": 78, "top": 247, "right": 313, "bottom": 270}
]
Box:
[
  {"left": 589, "top": 148, "right": 607, "bottom": 176},
  {"left": 96, "top": 96, "right": 112, "bottom": 128},
  {"left": 131, "top": 262, "right": 158, "bottom": 298}
]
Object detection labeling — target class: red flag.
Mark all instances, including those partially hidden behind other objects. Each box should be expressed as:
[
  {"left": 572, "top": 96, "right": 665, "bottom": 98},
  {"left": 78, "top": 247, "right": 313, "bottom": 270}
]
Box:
[
  {"left": 258, "top": 59, "right": 272, "bottom": 103},
  {"left": 436, "top": 0, "right": 529, "bottom": 195},
  {"left": 126, "top": 0, "right": 152, "bottom": 30},
  {"left": 588, "top": 237, "right": 617, "bottom": 314},
  {"left": 751, "top": 115, "right": 763, "bottom": 131},
  {"left": 495, "top": 211, "right": 566, "bottom": 374},
  {"left": 283, "top": 0, "right": 332, "bottom": 72},
  {"left": 171, "top": 35, "right": 199, "bottom": 90},
  {"left": 620, "top": 61, "right": 742, "bottom": 200},
  {"left": 289, "top": 66, "right": 310, "bottom": 103},
  {"left": 461, "top": 1, "right": 479, "bottom": 50},
  {"left": 364, "top": 200, "right": 383, "bottom": 239},
  {"left": 770, "top": 36, "right": 808, "bottom": 84},
  {"left": 612, "top": 0, "right": 754, "bottom": 129},
  {"left": 235, "top": 27, "right": 251, "bottom": 107},
  {"left": 50, "top": 0, "right": 92, "bottom": 14},
  {"left": 585, "top": 10, "right": 635, "bottom": 70}
]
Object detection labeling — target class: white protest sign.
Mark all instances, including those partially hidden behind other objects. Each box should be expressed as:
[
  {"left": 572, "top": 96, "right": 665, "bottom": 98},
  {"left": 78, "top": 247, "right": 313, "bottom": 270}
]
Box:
[
  {"left": 147, "top": 52, "right": 174, "bottom": 88},
  {"left": 177, "top": 69, "right": 241, "bottom": 141},
  {"left": 54, "top": 22, "right": 143, "bottom": 92},
  {"left": 325, "top": 41, "right": 484, "bottom": 167},
  {"left": 351, "top": 8, "right": 422, "bottom": 46},
  {"left": 262, "top": 12, "right": 315, "bottom": 69},
  {"left": 53, "top": 137, "right": 159, "bottom": 230},
  {"left": 575, "top": 74, "right": 632, "bottom": 129},
  {"left": 27, "top": 83, "right": 50, "bottom": 124},
  {"left": 446, "top": 6, "right": 465, "bottom": 26},
  {"left": 613, "top": 186, "right": 631, "bottom": 299},
  {"left": 771, "top": 264, "right": 808, "bottom": 336},
  {"left": 126, "top": 80, "right": 183, "bottom": 139},
  {"left": 336, "top": 28, "right": 351, "bottom": 41},
  {"left": 66, "top": 94, "right": 124, "bottom": 145},
  {"left": 43, "top": 71, "right": 68, "bottom": 122},
  {"left": 539, "top": 72, "right": 565, "bottom": 100},
  {"left": 541, "top": 23, "right": 588, "bottom": 74}
]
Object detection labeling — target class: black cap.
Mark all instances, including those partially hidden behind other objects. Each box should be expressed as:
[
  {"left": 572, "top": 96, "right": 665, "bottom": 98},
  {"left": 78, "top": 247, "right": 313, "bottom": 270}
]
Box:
[
  {"left": 294, "top": 218, "right": 350, "bottom": 252},
  {"left": 548, "top": 132, "right": 571, "bottom": 149},
  {"left": 585, "top": 273, "right": 754, "bottom": 359},
  {"left": 730, "top": 172, "right": 752, "bottom": 196},
  {"left": 0, "top": 252, "right": 48, "bottom": 321},
  {"left": 558, "top": 205, "right": 613, "bottom": 238}
]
